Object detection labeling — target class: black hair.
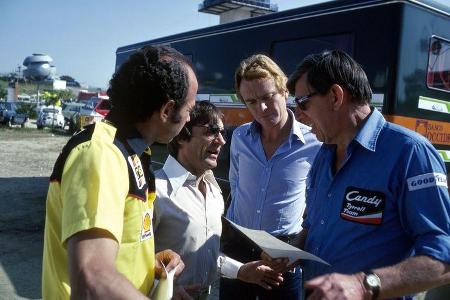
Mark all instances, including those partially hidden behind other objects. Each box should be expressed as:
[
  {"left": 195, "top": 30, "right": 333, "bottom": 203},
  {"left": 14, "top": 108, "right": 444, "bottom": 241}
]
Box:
[
  {"left": 287, "top": 50, "right": 372, "bottom": 105},
  {"left": 106, "top": 45, "right": 194, "bottom": 125},
  {"left": 167, "top": 101, "right": 224, "bottom": 157}
]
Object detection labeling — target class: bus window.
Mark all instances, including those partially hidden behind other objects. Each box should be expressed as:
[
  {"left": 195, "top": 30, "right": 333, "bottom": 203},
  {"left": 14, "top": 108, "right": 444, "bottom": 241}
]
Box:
[
  {"left": 271, "top": 33, "right": 354, "bottom": 77},
  {"left": 427, "top": 36, "right": 450, "bottom": 92}
]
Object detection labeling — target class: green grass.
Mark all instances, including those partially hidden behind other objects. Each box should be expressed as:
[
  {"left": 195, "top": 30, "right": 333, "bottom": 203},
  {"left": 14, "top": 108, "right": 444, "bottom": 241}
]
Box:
[{"left": 0, "top": 126, "right": 71, "bottom": 139}]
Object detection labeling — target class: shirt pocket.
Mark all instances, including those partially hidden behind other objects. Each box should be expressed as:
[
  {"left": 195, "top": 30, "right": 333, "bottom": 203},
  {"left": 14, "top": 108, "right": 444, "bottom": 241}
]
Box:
[{"left": 121, "top": 198, "right": 145, "bottom": 244}]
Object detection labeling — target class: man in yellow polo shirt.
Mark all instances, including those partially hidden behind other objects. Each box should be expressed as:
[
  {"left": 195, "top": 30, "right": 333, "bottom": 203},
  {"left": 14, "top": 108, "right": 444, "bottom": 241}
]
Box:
[{"left": 42, "top": 45, "right": 197, "bottom": 299}]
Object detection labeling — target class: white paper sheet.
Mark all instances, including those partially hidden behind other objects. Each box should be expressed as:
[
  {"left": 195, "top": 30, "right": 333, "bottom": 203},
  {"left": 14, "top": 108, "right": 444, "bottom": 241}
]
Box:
[
  {"left": 150, "top": 262, "right": 178, "bottom": 300},
  {"left": 225, "top": 218, "right": 329, "bottom": 266}
]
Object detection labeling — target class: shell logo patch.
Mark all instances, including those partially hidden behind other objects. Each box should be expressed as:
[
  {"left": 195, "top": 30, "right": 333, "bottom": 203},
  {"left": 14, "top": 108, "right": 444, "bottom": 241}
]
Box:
[
  {"left": 128, "top": 154, "right": 145, "bottom": 189},
  {"left": 141, "top": 209, "right": 153, "bottom": 241}
]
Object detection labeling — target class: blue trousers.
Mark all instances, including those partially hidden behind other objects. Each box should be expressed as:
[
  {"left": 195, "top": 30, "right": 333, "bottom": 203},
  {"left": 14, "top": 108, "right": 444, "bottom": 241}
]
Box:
[{"left": 220, "top": 267, "right": 302, "bottom": 300}]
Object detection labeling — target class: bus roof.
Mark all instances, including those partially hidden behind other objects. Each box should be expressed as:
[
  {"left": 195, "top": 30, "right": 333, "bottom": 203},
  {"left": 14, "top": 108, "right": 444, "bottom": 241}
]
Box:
[{"left": 116, "top": 0, "right": 450, "bottom": 55}]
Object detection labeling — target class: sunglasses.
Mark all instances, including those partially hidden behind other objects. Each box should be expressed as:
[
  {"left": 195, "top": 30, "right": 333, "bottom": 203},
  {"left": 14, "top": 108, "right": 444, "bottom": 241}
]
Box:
[
  {"left": 294, "top": 92, "right": 318, "bottom": 110},
  {"left": 191, "top": 124, "right": 227, "bottom": 141}
]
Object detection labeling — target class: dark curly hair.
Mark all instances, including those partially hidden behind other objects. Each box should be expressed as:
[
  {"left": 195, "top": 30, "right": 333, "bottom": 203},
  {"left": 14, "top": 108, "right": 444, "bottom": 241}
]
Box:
[
  {"left": 106, "top": 45, "right": 194, "bottom": 125},
  {"left": 287, "top": 50, "right": 372, "bottom": 105},
  {"left": 167, "top": 101, "right": 224, "bottom": 158}
]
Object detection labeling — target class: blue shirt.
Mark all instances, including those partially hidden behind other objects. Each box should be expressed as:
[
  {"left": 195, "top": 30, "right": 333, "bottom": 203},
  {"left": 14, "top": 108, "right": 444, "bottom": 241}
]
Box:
[
  {"left": 302, "top": 108, "right": 450, "bottom": 298},
  {"left": 226, "top": 112, "right": 321, "bottom": 236}
]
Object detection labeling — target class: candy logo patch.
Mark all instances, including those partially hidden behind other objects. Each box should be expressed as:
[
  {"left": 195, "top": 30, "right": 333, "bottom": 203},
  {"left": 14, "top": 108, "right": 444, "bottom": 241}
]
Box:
[
  {"left": 141, "top": 209, "right": 153, "bottom": 241},
  {"left": 407, "top": 173, "right": 447, "bottom": 191},
  {"left": 128, "top": 154, "right": 145, "bottom": 189},
  {"left": 340, "top": 187, "right": 385, "bottom": 225}
]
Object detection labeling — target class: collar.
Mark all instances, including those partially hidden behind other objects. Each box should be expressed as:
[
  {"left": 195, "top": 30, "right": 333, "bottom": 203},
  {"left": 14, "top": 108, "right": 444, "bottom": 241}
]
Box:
[
  {"left": 246, "top": 110, "right": 306, "bottom": 144},
  {"left": 162, "top": 155, "right": 220, "bottom": 198},
  {"left": 353, "top": 107, "right": 386, "bottom": 152},
  {"left": 103, "top": 119, "right": 148, "bottom": 156}
]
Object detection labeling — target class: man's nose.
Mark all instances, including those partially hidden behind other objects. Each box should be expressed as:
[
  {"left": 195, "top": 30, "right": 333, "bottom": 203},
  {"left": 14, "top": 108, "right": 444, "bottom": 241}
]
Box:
[
  {"left": 257, "top": 100, "right": 268, "bottom": 112},
  {"left": 215, "top": 132, "right": 226, "bottom": 145}
]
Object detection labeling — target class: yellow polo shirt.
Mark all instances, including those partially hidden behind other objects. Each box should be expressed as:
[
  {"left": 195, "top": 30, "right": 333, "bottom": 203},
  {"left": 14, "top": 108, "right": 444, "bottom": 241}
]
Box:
[{"left": 42, "top": 121, "right": 155, "bottom": 299}]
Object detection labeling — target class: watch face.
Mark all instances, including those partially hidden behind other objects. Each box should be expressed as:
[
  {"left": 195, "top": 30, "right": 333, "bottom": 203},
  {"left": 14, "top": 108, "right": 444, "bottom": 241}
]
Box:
[{"left": 366, "top": 274, "right": 380, "bottom": 287}]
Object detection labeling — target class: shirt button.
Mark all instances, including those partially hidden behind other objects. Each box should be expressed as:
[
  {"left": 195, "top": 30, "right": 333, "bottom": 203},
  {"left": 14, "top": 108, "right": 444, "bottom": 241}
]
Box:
[
  {"left": 261, "top": 188, "right": 265, "bottom": 192},
  {"left": 320, "top": 219, "right": 325, "bottom": 225},
  {"left": 327, "top": 193, "right": 332, "bottom": 198},
  {"left": 256, "top": 210, "right": 261, "bottom": 213}
]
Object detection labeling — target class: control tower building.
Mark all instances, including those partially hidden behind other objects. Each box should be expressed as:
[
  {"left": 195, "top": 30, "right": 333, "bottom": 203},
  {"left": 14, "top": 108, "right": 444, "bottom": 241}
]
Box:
[{"left": 199, "top": 0, "right": 278, "bottom": 24}]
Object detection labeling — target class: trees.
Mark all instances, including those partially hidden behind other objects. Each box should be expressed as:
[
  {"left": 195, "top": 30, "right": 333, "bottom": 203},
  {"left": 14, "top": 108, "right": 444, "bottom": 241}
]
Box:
[
  {"left": 60, "top": 75, "right": 75, "bottom": 82},
  {"left": 60, "top": 75, "right": 80, "bottom": 87},
  {"left": 41, "top": 89, "right": 75, "bottom": 106}
]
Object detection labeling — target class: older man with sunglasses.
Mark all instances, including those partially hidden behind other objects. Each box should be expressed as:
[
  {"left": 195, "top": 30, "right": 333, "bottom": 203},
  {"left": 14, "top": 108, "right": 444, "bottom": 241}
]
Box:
[
  {"left": 287, "top": 50, "right": 450, "bottom": 300},
  {"left": 221, "top": 54, "right": 322, "bottom": 300},
  {"left": 153, "top": 101, "right": 283, "bottom": 300}
]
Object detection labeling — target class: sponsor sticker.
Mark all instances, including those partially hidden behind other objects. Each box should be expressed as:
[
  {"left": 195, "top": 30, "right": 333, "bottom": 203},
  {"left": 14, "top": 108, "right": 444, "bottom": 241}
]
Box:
[
  {"left": 140, "top": 209, "right": 153, "bottom": 241},
  {"left": 407, "top": 173, "right": 448, "bottom": 191},
  {"left": 418, "top": 96, "right": 450, "bottom": 114},
  {"left": 128, "top": 154, "right": 145, "bottom": 189},
  {"left": 340, "top": 187, "right": 385, "bottom": 225},
  {"left": 414, "top": 119, "right": 450, "bottom": 145}
]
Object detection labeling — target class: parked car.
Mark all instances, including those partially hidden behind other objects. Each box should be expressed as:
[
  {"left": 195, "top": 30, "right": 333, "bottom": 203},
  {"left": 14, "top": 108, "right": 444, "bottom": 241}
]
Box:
[
  {"left": 37, "top": 106, "right": 65, "bottom": 129},
  {"left": 61, "top": 102, "right": 84, "bottom": 129},
  {"left": 62, "top": 102, "right": 84, "bottom": 120},
  {"left": 71, "top": 99, "right": 111, "bottom": 133},
  {"left": 0, "top": 102, "right": 28, "bottom": 127},
  {"left": 82, "top": 97, "right": 111, "bottom": 116}
]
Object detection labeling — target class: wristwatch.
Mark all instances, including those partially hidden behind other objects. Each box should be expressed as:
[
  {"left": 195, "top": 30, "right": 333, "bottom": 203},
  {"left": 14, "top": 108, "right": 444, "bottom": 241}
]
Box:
[{"left": 363, "top": 271, "right": 381, "bottom": 300}]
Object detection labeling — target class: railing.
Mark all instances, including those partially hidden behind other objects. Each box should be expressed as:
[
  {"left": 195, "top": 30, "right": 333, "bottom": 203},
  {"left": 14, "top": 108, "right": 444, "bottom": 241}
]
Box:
[{"left": 199, "top": 0, "right": 278, "bottom": 11}]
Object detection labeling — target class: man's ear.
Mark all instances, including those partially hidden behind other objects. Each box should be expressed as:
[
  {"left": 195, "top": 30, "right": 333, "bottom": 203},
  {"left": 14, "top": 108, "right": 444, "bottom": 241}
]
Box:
[
  {"left": 330, "top": 84, "right": 344, "bottom": 111},
  {"left": 160, "top": 100, "right": 176, "bottom": 122}
]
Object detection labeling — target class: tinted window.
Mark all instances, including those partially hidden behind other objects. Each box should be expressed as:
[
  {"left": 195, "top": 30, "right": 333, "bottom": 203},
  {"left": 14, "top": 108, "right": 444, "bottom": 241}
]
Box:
[
  {"left": 271, "top": 33, "right": 354, "bottom": 78},
  {"left": 427, "top": 36, "right": 450, "bottom": 92}
]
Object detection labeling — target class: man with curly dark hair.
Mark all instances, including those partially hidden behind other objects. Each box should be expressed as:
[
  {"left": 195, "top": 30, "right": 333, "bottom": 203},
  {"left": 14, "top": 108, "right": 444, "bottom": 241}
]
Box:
[{"left": 42, "top": 45, "right": 197, "bottom": 299}]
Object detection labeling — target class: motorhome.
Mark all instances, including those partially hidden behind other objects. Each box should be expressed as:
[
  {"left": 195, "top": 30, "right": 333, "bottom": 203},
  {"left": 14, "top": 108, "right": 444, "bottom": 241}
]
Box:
[{"left": 116, "top": 0, "right": 450, "bottom": 175}]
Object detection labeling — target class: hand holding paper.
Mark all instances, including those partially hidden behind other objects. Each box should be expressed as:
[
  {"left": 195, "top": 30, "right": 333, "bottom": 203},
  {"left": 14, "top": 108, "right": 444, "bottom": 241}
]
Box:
[
  {"left": 155, "top": 249, "right": 184, "bottom": 279},
  {"left": 150, "top": 261, "right": 178, "bottom": 300},
  {"left": 223, "top": 218, "right": 329, "bottom": 266}
]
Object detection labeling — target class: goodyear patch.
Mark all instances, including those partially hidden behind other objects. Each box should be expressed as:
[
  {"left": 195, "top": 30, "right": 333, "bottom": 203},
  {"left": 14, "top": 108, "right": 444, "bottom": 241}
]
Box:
[
  {"left": 140, "top": 209, "right": 153, "bottom": 241},
  {"left": 407, "top": 172, "right": 447, "bottom": 191},
  {"left": 128, "top": 154, "right": 145, "bottom": 189}
]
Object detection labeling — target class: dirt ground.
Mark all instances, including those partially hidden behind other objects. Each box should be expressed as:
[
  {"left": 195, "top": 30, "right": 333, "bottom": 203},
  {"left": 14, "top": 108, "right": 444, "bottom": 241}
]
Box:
[{"left": 0, "top": 124, "right": 69, "bottom": 300}]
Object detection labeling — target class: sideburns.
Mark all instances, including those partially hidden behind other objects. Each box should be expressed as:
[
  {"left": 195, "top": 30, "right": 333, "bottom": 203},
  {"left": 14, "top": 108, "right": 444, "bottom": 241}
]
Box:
[{"left": 170, "top": 107, "right": 182, "bottom": 124}]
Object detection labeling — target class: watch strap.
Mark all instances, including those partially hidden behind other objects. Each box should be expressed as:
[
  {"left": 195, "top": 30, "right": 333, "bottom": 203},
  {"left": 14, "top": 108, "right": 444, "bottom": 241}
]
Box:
[{"left": 363, "top": 271, "right": 381, "bottom": 300}]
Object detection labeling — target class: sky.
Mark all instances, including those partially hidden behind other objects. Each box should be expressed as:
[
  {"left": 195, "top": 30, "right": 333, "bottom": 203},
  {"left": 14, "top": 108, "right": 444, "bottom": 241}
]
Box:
[{"left": 1, "top": 0, "right": 449, "bottom": 89}]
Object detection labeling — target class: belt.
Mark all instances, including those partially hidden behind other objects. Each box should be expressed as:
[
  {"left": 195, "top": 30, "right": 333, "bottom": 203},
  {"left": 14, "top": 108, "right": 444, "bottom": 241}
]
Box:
[{"left": 276, "top": 233, "right": 299, "bottom": 245}]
